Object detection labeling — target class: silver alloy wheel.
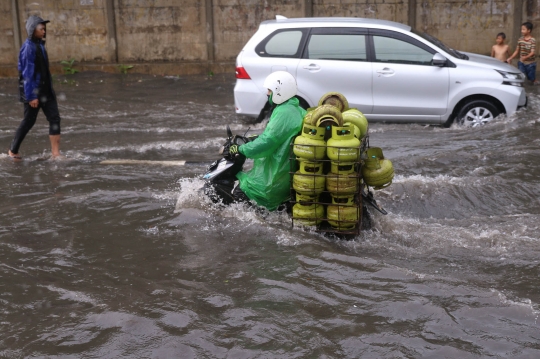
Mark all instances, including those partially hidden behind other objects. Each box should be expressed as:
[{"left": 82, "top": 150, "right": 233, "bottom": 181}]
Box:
[{"left": 461, "top": 106, "right": 495, "bottom": 127}]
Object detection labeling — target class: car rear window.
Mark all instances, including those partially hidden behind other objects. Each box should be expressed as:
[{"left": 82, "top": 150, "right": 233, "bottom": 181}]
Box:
[
  {"left": 307, "top": 34, "right": 367, "bottom": 61},
  {"left": 256, "top": 30, "right": 305, "bottom": 57}
]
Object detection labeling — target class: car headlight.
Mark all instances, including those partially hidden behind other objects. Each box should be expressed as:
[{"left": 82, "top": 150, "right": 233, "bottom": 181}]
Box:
[
  {"left": 496, "top": 70, "right": 525, "bottom": 80},
  {"left": 496, "top": 70, "right": 525, "bottom": 87}
]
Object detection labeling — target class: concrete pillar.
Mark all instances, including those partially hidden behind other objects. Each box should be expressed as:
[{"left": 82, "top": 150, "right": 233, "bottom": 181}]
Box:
[
  {"left": 11, "top": 0, "right": 21, "bottom": 50},
  {"left": 513, "top": 0, "right": 523, "bottom": 47},
  {"left": 305, "top": 0, "right": 313, "bottom": 17},
  {"left": 408, "top": 0, "right": 416, "bottom": 29},
  {"left": 205, "top": 0, "right": 214, "bottom": 62},
  {"left": 105, "top": 0, "right": 118, "bottom": 63}
]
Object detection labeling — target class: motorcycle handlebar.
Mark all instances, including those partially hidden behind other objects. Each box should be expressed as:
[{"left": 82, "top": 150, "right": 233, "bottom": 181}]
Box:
[{"left": 219, "top": 128, "right": 259, "bottom": 156}]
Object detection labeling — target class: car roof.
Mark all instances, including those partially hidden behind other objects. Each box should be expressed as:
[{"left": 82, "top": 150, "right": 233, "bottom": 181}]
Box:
[{"left": 261, "top": 16, "right": 412, "bottom": 32}]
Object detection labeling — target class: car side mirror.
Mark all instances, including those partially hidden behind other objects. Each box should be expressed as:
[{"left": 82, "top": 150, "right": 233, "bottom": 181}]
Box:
[{"left": 432, "top": 53, "right": 447, "bottom": 67}]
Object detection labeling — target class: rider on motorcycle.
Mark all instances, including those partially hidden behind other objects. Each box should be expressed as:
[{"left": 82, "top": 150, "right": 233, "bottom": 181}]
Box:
[{"left": 229, "top": 71, "right": 306, "bottom": 211}]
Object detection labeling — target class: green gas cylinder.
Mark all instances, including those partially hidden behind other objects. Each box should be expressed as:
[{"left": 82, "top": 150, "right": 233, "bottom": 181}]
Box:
[
  {"left": 302, "top": 111, "right": 313, "bottom": 126},
  {"left": 327, "top": 126, "right": 360, "bottom": 162},
  {"left": 293, "top": 124, "right": 326, "bottom": 160},
  {"left": 292, "top": 202, "right": 325, "bottom": 226},
  {"left": 292, "top": 161, "right": 325, "bottom": 195},
  {"left": 362, "top": 147, "right": 394, "bottom": 189},
  {"left": 327, "top": 161, "right": 359, "bottom": 196},
  {"left": 343, "top": 122, "right": 361, "bottom": 139},
  {"left": 327, "top": 195, "right": 359, "bottom": 230},
  {"left": 296, "top": 192, "right": 318, "bottom": 205},
  {"left": 318, "top": 92, "right": 349, "bottom": 112},
  {"left": 330, "top": 161, "right": 357, "bottom": 175},
  {"left": 309, "top": 104, "right": 344, "bottom": 127},
  {"left": 342, "top": 109, "right": 368, "bottom": 139},
  {"left": 326, "top": 173, "right": 359, "bottom": 195}
]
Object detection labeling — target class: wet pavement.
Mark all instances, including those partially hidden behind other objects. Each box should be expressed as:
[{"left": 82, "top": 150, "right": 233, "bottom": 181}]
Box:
[{"left": 1, "top": 72, "right": 540, "bottom": 358}]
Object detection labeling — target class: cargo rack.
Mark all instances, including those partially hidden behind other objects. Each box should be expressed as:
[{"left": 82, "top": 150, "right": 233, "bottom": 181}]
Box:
[{"left": 289, "top": 132, "right": 370, "bottom": 236}]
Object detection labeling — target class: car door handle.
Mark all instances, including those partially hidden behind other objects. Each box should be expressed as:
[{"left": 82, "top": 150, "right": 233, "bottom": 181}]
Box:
[
  {"left": 376, "top": 67, "right": 395, "bottom": 75},
  {"left": 303, "top": 64, "right": 321, "bottom": 71}
]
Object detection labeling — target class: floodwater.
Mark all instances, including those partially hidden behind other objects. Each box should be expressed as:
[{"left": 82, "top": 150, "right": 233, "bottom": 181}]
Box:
[{"left": 1, "top": 72, "right": 539, "bottom": 358}]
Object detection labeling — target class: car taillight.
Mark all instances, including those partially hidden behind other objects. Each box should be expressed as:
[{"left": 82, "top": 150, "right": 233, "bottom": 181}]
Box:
[{"left": 235, "top": 66, "right": 251, "bottom": 79}]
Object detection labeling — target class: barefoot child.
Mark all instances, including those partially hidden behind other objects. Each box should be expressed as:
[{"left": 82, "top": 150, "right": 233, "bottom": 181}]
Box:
[
  {"left": 507, "top": 22, "right": 538, "bottom": 85},
  {"left": 491, "top": 32, "right": 510, "bottom": 62}
]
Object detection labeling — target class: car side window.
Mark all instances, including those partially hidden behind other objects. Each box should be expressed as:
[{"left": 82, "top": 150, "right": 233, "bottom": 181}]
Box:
[
  {"left": 373, "top": 36, "right": 433, "bottom": 65},
  {"left": 307, "top": 34, "right": 367, "bottom": 61},
  {"left": 256, "top": 30, "right": 305, "bottom": 57}
]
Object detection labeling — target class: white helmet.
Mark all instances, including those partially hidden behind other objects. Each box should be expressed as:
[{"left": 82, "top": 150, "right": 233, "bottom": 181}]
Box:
[{"left": 263, "top": 71, "right": 297, "bottom": 105}]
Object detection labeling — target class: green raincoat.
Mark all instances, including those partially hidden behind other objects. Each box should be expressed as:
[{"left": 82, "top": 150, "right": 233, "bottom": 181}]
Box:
[{"left": 237, "top": 97, "right": 306, "bottom": 210}]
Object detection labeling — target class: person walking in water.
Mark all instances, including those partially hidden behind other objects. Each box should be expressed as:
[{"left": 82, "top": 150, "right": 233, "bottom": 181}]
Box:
[
  {"left": 8, "top": 16, "right": 62, "bottom": 161},
  {"left": 507, "top": 22, "right": 538, "bottom": 85}
]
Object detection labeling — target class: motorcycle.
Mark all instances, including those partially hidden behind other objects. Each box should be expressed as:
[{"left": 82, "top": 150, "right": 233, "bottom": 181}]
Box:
[
  {"left": 201, "top": 126, "right": 256, "bottom": 205},
  {"left": 201, "top": 126, "right": 388, "bottom": 233}
]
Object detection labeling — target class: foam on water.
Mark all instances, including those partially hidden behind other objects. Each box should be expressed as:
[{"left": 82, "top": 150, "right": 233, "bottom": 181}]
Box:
[
  {"left": 44, "top": 285, "right": 98, "bottom": 305},
  {"left": 61, "top": 122, "right": 257, "bottom": 136},
  {"left": 392, "top": 173, "right": 475, "bottom": 187},
  {"left": 174, "top": 177, "right": 330, "bottom": 245},
  {"left": 358, "top": 210, "right": 540, "bottom": 259},
  {"left": 174, "top": 177, "right": 208, "bottom": 211},
  {"left": 488, "top": 288, "right": 540, "bottom": 326},
  {"left": 82, "top": 138, "right": 222, "bottom": 155},
  {"left": 368, "top": 103, "right": 528, "bottom": 136}
]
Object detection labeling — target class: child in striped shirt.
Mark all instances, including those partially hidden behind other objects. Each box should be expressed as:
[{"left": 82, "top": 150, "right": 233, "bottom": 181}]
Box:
[{"left": 507, "top": 22, "right": 538, "bottom": 85}]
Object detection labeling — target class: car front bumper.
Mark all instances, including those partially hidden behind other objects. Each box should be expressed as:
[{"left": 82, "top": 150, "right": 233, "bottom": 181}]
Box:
[
  {"left": 518, "top": 90, "right": 527, "bottom": 108},
  {"left": 492, "top": 85, "right": 526, "bottom": 116}
]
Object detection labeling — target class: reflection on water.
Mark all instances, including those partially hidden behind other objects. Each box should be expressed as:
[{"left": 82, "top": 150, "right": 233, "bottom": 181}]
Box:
[{"left": 1, "top": 73, "right": 539, "bottom": 357}]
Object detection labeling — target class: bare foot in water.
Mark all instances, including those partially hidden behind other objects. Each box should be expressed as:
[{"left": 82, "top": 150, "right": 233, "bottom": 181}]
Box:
[
  {"left": 51, "top": 153, "right": 67, "bottom": 161},
  {"left": 8, "top": 150, "right": 22, "bottom": 162}
]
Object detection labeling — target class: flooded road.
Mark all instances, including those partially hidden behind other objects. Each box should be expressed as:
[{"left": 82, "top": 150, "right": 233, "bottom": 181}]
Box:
[{"left": 1, "top": 72, "right": 539, "bottom": 358}]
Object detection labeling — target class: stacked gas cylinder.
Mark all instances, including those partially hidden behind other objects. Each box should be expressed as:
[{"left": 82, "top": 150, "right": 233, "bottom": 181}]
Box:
[{"left": 291, "top": 92, "right": 394, "bottom": 233}]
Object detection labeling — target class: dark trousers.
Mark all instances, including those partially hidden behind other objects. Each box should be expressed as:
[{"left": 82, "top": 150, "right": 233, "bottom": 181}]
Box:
[
  {"left": 10, "top": 98, "right": 61, "bottom": 154},
  {"left": 518, "top": 61, "right": 537, "bottom": 82}
]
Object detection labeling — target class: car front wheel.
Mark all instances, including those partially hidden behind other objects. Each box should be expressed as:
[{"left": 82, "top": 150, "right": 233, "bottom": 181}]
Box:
[{"left": 455, "top": 99, "right": 501, "bottom": 127}]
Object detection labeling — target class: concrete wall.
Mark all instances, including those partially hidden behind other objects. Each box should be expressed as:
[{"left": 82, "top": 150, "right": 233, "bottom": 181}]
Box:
[
  {"left": 1, "top": 1, "right": 17, "bottom": 65},
  {"left": 313, "top": 0, "right": 409, "bottom": 24},
  {"left": 213, "top": 0, "right": 307, "bottom": 61},
  {"left": 0, "top": 0, "right": 535, "bottom": 76},
  {"left": 416, "top": 0, "right": 517, "bottom": 55},
  {"left": 18, "top": 0, "right": 113, "bottom": 62},
  {"left": 115, "top": 0, "right": 207, "bottom": 61}
]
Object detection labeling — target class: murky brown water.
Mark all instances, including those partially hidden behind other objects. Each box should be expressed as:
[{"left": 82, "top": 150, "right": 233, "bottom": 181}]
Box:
[{"left": 1, "top": 72, "right": 540, "bottom": 358}]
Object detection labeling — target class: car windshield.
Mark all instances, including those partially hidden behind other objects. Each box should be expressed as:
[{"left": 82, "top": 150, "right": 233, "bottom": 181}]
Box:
[{"left": 412, "top": 29, "right": 469, "bottom": 60}]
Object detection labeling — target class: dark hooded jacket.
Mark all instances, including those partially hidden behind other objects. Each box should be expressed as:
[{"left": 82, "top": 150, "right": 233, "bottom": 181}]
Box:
[{"left": 18, "top": 16, "right": 54, "bottom": 103}]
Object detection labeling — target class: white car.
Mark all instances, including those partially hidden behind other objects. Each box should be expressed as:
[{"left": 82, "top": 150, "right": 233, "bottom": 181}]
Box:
[{"left": 234, "top": 16, "right": 527, "bottom": 127}]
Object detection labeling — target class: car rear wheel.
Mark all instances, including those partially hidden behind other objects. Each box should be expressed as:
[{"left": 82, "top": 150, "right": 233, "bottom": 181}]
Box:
[{"left": 455, "top": 99, "right": 500, "bottom": 127}]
